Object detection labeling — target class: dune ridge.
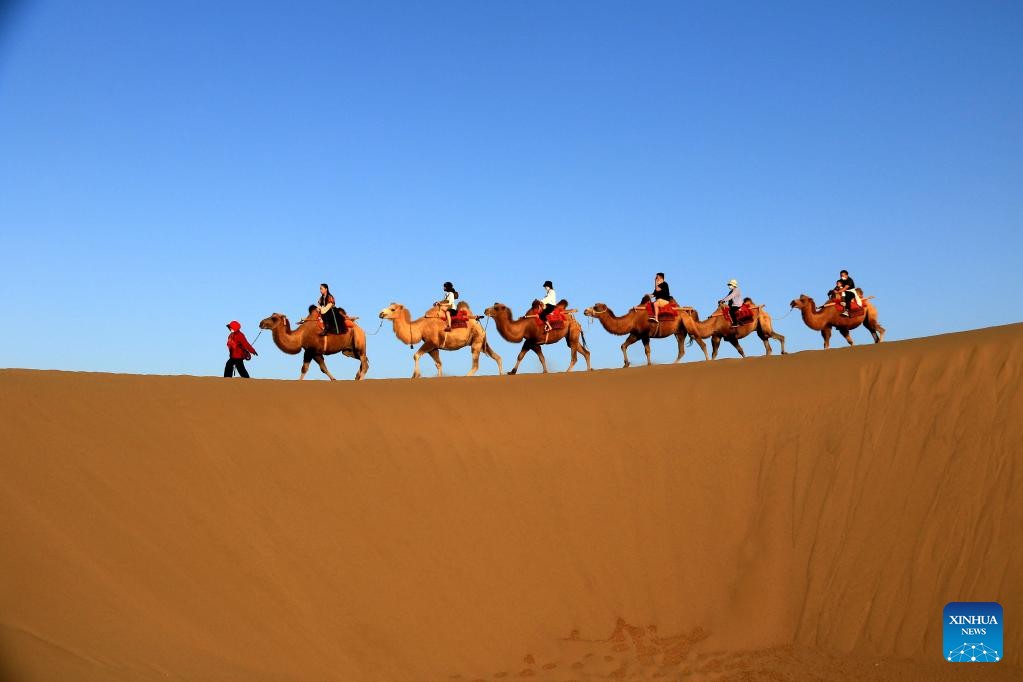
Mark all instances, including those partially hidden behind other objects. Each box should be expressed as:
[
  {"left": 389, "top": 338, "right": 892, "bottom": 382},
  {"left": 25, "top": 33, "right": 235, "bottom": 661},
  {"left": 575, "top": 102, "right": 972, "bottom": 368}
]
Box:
[{"left": 1, "top": 324, "right": 1021, "bottom": 680}]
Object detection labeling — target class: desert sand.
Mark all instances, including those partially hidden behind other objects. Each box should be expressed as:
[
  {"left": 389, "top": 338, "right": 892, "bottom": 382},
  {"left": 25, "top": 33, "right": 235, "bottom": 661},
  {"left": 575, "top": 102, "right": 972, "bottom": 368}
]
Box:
[{"left": 1, "top": 324, "right": 1021, "bottom": 681}]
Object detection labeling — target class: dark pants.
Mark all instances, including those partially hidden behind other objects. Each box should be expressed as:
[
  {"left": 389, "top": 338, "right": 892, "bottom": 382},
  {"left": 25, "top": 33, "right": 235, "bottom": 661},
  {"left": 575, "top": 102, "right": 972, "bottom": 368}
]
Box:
[
  {"left": 539, "top": 304, "right": 556, "bottom": 321},
  {"left": 322, "top": 309, "right": 344, "bottom": 334},
  {"left": 224, "top": 358, "right": 250, "bottom": 378},
  {"left": 728, "top": 304, "right": 739, "bottom": 324},
  {"left": 843, "top": 290, "right": 855, "bottom": 307}
]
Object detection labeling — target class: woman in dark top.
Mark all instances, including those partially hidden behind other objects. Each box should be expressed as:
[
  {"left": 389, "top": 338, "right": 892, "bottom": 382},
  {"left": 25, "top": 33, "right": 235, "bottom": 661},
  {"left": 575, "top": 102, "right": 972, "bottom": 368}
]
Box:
[{"left": 317, "top": 282, "right": 345, "bottom": 335}]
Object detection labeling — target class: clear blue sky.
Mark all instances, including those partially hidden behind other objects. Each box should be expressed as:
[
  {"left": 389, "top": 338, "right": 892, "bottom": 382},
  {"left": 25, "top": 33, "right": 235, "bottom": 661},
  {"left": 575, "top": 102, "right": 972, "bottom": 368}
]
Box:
[{"left": 1, "top": 1, "right": 1020, "bottom": 379}]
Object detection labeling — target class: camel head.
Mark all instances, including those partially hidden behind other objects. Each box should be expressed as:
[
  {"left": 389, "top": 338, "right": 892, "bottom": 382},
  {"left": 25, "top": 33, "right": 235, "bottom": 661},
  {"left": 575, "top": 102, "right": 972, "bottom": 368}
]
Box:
[
  {"left": 378, "top": 303, "right": 406, "bottom": 320},
  {"left": 790, "top": 295, "right": 812, "bottom": 309},
  {"left": 583, "top": 303, "right": 609, "bottom": 317},
  {"left": 259, "top": 313, "right": 288, "bottom": 330},
  {"left": 484, "top": 303, "right": 510, "bottom": 319}
]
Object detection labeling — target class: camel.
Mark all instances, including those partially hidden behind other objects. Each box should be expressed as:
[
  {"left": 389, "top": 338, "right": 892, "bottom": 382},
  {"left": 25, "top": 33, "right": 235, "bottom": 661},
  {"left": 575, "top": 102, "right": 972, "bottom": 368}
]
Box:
[
  {"left": 378, "top": 302, "right": 503, "bottom": 378},
  {"left": 678, "top": 303, "right": 786, "bottom": 359},
  {"left": 789, "top": 294, "right": 885, "bottom": 348},
  {"left": 259, "top": 312, "right": 369, "bottom": 380},
  {"left": 583, "top": 302, "right": 709, "bottom": 366},
  {"left": 484, "top": 302, "right": 591, "bottom": 375}
]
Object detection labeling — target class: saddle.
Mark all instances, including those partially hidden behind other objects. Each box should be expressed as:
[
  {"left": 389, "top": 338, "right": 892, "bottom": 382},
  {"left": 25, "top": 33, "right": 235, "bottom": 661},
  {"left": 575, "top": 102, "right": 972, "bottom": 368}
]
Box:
[
  {"left": 734, "top": 303, "right": 755, "bottom": 324},
  {"left": 530, "top": 302, "right": 568, "bottom": 330},
  {"left": 644, "top": 300, "right": 679, "bottom": 321},
  {"left": 832, "top": 298, "right": 866, "bottom": 316},
  {"left": 449, "top": 308, "right": 470, "bottom": 329},
  {"left": 323, "top": 309, "right": 355, "bottom": 334}
]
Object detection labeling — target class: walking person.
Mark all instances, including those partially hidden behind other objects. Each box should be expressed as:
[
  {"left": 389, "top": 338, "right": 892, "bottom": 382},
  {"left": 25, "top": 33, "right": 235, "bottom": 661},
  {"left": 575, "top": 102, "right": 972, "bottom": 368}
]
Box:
[{"left": 224, "top": 320, "right": 257, "bottom": 378}]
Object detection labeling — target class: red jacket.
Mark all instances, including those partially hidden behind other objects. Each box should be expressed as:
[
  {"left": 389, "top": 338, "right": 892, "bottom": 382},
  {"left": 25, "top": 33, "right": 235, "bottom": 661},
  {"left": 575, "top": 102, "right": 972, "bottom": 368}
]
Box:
[{"left": 227, "top": 331, "right": 256, "bottom": 360}]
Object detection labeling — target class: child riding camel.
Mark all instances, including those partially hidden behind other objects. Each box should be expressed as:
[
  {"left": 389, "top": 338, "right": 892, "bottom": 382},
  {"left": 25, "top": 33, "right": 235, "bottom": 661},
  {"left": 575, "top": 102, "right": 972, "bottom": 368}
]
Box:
[
  {"left": 539, "top": 280, "right": 557, "bottom": 331},
  {"left": 436, "top": 282, "right": 459, "bottom": 331}
]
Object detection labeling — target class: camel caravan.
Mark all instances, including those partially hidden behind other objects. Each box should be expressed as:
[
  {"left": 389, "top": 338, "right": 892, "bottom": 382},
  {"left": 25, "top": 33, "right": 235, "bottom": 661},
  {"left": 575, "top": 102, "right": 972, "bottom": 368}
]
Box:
[{"left": 234, "top": 271, "right": 884, "bottom": 380}]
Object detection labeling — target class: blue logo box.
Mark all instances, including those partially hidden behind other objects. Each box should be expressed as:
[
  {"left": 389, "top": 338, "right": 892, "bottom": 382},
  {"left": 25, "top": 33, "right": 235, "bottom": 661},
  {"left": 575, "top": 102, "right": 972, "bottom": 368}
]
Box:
[{"left": 944, "top": 602, "right": 1002, "bottom": 662}]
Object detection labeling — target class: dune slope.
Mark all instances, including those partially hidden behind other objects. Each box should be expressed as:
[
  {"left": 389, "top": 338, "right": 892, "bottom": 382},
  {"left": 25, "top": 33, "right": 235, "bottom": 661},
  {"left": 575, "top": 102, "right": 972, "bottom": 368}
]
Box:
[{"left": 1, "top": 324, "right": 1021, "bottom": 680}]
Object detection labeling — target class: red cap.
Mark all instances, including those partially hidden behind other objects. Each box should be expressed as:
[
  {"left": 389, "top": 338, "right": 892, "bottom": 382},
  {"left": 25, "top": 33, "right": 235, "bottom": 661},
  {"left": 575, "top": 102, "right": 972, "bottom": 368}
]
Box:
[{"left": 227, "top": 321, "right": 241, "bottom": 331}]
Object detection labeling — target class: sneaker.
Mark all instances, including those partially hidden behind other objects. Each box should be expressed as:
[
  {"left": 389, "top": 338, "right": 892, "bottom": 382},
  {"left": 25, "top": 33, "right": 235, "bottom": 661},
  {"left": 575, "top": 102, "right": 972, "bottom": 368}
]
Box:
[{"left": 840, "top": 311, "right": 850, "bottom": 317}]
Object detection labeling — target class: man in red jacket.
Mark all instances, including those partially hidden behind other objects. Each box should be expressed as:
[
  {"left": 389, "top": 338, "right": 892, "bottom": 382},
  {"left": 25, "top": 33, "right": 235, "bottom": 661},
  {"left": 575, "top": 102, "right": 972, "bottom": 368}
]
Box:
[{"left": 224, "top": 320, "right": 257, "bottom": 378}]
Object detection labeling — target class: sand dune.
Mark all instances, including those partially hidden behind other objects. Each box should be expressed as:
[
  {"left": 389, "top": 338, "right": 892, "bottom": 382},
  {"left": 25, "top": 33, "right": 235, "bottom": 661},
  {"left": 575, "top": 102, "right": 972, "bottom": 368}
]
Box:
[{"left": 1, "top": 324, "right": 1021, "bottom": 681}]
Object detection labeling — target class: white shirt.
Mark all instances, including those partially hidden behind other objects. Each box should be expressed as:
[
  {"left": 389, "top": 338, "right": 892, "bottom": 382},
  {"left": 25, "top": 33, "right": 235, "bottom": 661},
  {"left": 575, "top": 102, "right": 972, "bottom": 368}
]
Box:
[
  {"left": 443, "top": 291, "right": 456, "bottom": 307},
  {"left": 541, "top": 288, "right": 557, "bottom": 306}
]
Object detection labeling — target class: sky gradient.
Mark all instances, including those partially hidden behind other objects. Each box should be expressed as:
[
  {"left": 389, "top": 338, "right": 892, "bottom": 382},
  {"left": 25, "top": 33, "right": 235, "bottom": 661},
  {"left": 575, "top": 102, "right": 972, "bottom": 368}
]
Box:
[{"left": 1, "top": 1, "right": 1020, "bottom": 379}]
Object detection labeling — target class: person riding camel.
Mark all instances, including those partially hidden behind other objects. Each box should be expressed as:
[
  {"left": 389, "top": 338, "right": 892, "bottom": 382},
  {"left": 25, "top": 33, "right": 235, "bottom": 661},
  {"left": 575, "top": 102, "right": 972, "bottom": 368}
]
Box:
[
  {"left": 317, "top": 282, "right": 346, "bottom": 336},
  {"left": 648, "top": 272, "right": 671, "bottom": 321},
  {"left": 719, "top": 279, "right": 743, "bottom": 326},
  {"left": 224, "top": 320, "right": 257, "bottom": 378},
  {"left": 836, "top": 270, "right": 858, "bottom": 317},
  {"left": 539, "top": 280, "right": 557, "bottom": 331},
  {"left": 436, "top": 281, "right": 459, "bottom": 331}
]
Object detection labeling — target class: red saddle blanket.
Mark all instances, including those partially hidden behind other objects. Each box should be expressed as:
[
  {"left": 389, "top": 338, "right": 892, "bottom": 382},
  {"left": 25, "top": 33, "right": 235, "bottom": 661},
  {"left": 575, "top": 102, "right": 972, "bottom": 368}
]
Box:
[
  {"left": 532, "top": 307, "right": 566, "bottom": 329},
  {"left": 449, "top": 310, "right": 470, "bottom": 329},
  {"left": 735, "top": 304, "right": 755, "bottom": 324},
  {"left": 644, "top": 301, "right": 679, "bottom": 320},
  {"left": 833, "top": 299, "right": 866, "bottom": 316}
]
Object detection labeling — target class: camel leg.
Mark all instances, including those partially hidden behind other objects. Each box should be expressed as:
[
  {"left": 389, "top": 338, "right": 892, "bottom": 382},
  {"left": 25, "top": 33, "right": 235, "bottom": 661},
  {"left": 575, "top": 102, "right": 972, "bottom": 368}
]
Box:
[
  {"left": 533, "top": 343, "right": 550, "bottom": 373},
  {"left": 509, "top": 342, "right": 533, "bottom": 375},
  {"left": 621, "top": 333, "right": 642, "bottom": 368},
  {"left": 728, "top": 338, "right": 746, "bottom": 358},
  {"left": 482, "top": 341, "right": 503, "bottom": 375},
  {"left": 774, "top": 332, "right": 787, "bottom": 354},
  {"left": 467, "top": 341, "right": 481, "bottom": 377},
  {"left": 428, "top": 348, "right": 443, "bottom": 376},
  {"left": 314, "top": 354, "right": 337, "bottom": 381},
  {"left": 839, "top": 327, "right": 855, "bottom": 346},
  {"left": 866, "top": 317, "right": 885, "bottom": 343},
  {"left": 411, "top": 343, "right": 429, "bottom": 379},
  {"left": 571, "top": 333, "right": 592, "bottom": 371},
  {"left": 673, "top": 333, "right": 685, "bottom": 363},
  {"left": 711, "top": 336, "right": 722, "bottom": 360},
  {"left": 300, "top": 348, "right": 315, "bottom": 379},
  {"left": 692, "top": 335, "right": 709, "bottom": 361},
  {"left": 356, "top": 352, "right": 368, "bottom": 380},
  {"left": 821, "top": 327, "right": 832, "bottom": 349},
  {"left": 638, "top": 337, "right": 654, "bottom": 366},
  {"left": 757, "top": 329, "right": 785, "bottom": 355}
]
